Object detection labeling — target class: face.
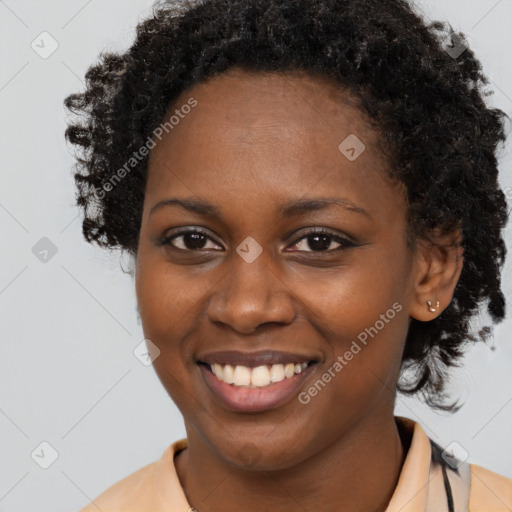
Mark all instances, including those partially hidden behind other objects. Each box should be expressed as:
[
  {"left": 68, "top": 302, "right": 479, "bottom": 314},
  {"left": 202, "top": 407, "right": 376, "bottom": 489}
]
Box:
[{"left": 135, "top": 69, "right": 419, "bottom": 470}]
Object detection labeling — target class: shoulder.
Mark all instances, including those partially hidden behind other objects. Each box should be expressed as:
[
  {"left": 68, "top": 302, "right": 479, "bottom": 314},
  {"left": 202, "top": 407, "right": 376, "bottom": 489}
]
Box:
[
  {"left": 77, "top": 439, "right": 189, "bottom": 512},
  {"left": 469, "top": 463, "right": 512, "bottom": 511},
  {"left": 78, "top": 460, "right": 159, "bottom": 512}
]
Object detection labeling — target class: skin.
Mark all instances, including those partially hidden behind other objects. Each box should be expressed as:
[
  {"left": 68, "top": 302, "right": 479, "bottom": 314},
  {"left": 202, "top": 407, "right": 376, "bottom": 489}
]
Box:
[{"left": 135, "top": 68, "right": 463, "bottom": 512}]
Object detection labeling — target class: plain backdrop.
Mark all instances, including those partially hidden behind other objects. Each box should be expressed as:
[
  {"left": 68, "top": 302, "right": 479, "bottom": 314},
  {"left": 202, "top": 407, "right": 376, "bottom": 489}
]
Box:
[{"left": 0, "top": 0, "right": 511, "bottom": 510}]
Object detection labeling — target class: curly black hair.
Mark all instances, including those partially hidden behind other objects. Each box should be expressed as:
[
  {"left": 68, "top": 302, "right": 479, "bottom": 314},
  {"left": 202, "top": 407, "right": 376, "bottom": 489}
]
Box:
[{"left": 64, "top": 0, "right": 509, "bottom": 410}]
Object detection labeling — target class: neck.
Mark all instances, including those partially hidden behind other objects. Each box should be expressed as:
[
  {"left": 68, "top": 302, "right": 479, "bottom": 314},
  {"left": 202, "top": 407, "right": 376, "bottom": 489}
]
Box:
[{"left": 175, "top": 414, "right": 408, "bottom": 512}]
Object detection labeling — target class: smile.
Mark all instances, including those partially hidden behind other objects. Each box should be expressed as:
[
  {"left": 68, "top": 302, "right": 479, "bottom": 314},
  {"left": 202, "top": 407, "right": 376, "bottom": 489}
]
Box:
[
  {"left": 197, "top": 350, "right": 318, "bottom": 412},
  {"left": 209, "top": 362, "right": 310, "bottom": 387}
]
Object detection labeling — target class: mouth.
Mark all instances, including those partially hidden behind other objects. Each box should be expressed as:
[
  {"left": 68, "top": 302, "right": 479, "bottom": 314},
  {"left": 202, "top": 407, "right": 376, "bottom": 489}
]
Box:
[
  {"left": 204, "top": 361, "right": 311, "bottom": 387},
  {"left": 197, "top": 350, "right": 319, "bottom": 412}
]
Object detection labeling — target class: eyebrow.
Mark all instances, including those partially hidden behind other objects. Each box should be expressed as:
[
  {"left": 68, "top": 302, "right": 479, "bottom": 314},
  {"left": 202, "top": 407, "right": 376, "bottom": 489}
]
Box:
[{"left": 149, "top": 197, "right": 371, "bottom": 220}]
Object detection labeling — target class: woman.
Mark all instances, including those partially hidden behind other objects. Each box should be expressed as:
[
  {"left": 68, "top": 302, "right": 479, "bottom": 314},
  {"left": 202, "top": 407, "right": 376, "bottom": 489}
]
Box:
[{"left": 64, "top": 0, "right": 512, "bottom": 510}]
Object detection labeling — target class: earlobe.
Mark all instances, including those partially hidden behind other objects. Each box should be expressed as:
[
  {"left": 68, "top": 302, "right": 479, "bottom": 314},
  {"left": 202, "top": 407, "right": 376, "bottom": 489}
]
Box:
[
  {"left": 426, "top": 300, "right": 440, "bottom": 313},
  {"left": 409, "top": 230, "right": 464, "bottom": 322}
]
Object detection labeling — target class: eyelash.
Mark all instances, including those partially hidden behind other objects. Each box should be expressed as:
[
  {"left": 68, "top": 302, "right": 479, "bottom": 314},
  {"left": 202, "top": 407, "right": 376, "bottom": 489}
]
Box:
[{"left": 160, "top": 227, "right": 356, "bottom": 253}]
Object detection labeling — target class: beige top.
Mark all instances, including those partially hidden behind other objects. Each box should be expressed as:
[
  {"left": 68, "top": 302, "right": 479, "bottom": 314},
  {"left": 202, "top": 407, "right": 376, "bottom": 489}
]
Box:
[{"left": 79, "top": 417, "right": 512, "bottom": 512}]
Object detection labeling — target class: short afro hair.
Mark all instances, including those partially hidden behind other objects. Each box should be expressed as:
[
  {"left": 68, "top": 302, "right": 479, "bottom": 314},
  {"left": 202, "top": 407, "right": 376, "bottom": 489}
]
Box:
[{"left": 64, "top": 0, "right": 509, "bottom": 410}]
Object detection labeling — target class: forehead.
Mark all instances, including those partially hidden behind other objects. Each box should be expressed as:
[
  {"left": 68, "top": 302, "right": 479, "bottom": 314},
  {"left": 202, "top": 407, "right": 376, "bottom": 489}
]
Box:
[
  {"left": 145, "top": 69, "right": 402, "bottom": 223},
  {"left": 161, "top": 68, "right": 375, "bottom": 147}
]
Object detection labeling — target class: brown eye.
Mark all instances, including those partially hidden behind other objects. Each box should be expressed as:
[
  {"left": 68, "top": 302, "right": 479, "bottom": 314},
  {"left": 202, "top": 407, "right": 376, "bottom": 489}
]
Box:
[
  {"left": 288, "top": 229, "right": 356, "bottom": 253},
  {"left": 162, "top": 229, "right": 222, "bottom": 251}
]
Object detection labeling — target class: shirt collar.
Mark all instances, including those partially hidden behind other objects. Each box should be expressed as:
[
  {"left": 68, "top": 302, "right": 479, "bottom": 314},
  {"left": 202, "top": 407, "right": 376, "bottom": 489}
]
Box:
[
  {"left": 385, "top": 416, "right": 433, "bottom": 511},
  {"left": 156, "top": 416, "right": 436, "bottom": 512}
]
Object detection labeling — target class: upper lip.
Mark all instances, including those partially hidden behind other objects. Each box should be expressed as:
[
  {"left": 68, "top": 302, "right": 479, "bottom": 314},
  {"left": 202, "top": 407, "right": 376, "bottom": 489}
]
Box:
[{"left": 197, "top": 350, "right": 319, "bottom": 367}]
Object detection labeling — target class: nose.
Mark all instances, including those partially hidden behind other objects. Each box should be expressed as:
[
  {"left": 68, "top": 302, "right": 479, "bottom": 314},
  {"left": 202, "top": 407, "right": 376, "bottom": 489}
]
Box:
[{"left": 206, "top": 249, "right": 296, "bottom": 334}]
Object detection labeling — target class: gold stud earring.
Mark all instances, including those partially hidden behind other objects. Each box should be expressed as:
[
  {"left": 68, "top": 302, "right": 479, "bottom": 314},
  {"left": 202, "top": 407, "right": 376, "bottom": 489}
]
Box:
[{"left": 427, "top": 300, "right": 440, "bottom": 312}]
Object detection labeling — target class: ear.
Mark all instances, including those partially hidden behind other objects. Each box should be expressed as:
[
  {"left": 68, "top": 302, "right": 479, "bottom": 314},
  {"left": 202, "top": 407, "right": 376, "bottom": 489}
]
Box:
[{"left": 409, "top": 229, "right": 464, "bottom": 322}]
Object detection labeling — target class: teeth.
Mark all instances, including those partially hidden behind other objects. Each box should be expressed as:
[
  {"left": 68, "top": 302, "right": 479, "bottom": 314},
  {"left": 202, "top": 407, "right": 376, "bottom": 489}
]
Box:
[
  {"left": 233, "top": 365, "right": 251, "bottom": 386},
  {"left": 251, "top": 365, "right": 271, "bottom": 387},
  {"left": 284, "top": 363, "right": 295, "bottom": 378},
  {"left": 209, "top": 362, "right": 310, "bottom": 388},
  {"left": 270, "top": 364, "right": 285, "bottom": 382},
  {"left": 223, "top": 364, "right": 235, "bottom": 384},
  {"left": 212, "top": 363, "right": 223, "bottom": 379}
]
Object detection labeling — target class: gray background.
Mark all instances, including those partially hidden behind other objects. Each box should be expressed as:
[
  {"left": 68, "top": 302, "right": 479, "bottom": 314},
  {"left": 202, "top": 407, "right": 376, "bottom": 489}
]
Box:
[{"left": 0, "top": 0, "right": 511, "bottom": 510}]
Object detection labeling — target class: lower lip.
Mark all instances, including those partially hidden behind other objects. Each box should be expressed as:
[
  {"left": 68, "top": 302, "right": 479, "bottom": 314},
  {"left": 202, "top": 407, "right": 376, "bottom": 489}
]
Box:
[{"left": 199, "top": 364, "right": 315, "bottom": 413}]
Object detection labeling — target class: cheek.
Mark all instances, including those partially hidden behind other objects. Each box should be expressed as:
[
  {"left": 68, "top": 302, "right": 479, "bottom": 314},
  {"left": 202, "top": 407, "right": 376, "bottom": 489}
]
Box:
[
  {"left": 297, "top": 244, "right": 409, "bottom": 333},
  {"left": 297, "top": 281, "right": 408, "bottom": 425},
  {"left": 135, "top": 249, "right": 185, "bottom": 371},
  {"left": 134, "top": 244, "right": 219, "bottom": 388},
  {"left": 135, "top": 264, "right": 173, "bottom": 337},
  {"left": 135, "top": 246, "right": 199, "bottom": 334},
  {"left": 135, "top": 250, "right": 200, "bottom": 409},
  {"left": 294, "top": 247, "right": 410, "bottom": 404}
]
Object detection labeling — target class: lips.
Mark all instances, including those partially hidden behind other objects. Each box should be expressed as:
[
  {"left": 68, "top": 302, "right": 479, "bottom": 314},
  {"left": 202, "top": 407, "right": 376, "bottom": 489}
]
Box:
[
  {"left": 197, "top": 350, "right": 319, "bottom": 412},
  {"left": 198, "top": 350, "right": 318, "bottom": 367}
]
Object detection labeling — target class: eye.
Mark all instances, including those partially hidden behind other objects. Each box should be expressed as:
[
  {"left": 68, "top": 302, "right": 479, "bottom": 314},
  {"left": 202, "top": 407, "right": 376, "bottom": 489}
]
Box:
[
  {"left": 287, "top": 228, "right": 356, "bottom": 253},
  {"left": 161, "top": 228, "right": 223, "bottom": 251},
  {"left": 161, "top": 227, "right": 356, "bottom": 253}
]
